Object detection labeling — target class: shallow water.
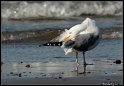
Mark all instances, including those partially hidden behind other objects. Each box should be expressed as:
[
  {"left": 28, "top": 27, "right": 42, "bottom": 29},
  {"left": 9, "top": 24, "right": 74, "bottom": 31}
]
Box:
[
  {"left": 1, "top": 39, "right": 123, "bottom": 63},
  {"left": 1, "top": 16, "right": 123, "bottom": 43}
]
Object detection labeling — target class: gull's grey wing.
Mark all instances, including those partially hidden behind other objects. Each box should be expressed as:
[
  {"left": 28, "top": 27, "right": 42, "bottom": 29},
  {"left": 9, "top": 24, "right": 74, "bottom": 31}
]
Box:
[
  {"left": 63, "top": 32, "right": 99, "bottom": 52},
  {"left": 63, "top": 40, "right": 75, "bottom": 48},
  {"left": 73, "top": 33, "right": 99, "bottom": 52},
  {"left": 63, "top": 33, "right": 91, "bottom": 48}
]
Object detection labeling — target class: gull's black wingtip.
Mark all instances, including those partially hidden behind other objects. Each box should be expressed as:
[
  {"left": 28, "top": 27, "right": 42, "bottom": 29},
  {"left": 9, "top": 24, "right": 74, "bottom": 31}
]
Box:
[{"left": 39, "top": 42, "right": 62, "bottom": 47}]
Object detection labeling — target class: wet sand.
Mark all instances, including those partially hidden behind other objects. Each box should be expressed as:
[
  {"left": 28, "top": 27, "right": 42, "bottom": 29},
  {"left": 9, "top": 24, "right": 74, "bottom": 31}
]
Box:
[
  {"left": 1, "top": 60, "right": 123, "bottom": 85},
  {"left": 1, "top": 75, "right": 122, "bottom": 85}
]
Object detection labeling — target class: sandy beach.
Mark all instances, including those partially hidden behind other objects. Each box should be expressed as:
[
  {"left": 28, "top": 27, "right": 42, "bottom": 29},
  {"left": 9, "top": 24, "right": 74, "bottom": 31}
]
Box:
[{"left": 1, "top": 75, "right": 123, "bottom": 85}]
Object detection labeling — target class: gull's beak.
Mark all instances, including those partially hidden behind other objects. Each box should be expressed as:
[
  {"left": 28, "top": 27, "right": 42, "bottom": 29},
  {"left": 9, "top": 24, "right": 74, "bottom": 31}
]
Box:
[{"left": 64, "top": 36, "right": 70, "bottom": 41}]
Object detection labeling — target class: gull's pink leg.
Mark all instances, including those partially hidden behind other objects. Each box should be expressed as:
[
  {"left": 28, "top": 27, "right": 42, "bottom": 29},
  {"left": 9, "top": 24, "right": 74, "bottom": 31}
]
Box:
[{"left": 75, "top": 52, "right": 80, "bottom": 70}]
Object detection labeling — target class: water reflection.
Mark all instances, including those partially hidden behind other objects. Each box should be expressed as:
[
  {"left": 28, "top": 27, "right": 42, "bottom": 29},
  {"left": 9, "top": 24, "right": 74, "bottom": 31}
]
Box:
[{"left": 1, "top": 60, "right": 123, "bottom": 79}]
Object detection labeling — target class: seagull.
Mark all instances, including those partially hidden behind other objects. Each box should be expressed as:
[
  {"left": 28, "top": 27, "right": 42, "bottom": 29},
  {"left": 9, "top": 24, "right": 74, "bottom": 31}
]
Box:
[{"left": 57, "top": 18, "right": 100, "bottom": 66}]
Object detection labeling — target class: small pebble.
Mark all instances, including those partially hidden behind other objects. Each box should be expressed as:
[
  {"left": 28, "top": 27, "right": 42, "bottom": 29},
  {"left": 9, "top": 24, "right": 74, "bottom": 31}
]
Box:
[
  {"left": 61, "top": 72, "right": 64, "bottom": 74},
  {"left": 19, "top": 73, "right": 21, "bottom": 77},
  {"left": 79, "top": 72, "right": 83, "bottom": 74},
  {"left": 39, "top": 45, "right": 42, "bottom": 47},
  {"left": 87, "top": 71, "right": 91, "bottom": 74},
  {"left": 113, "top": 60, "right": 121, "bottom": 64},
  {"left": 42, "top": 74, "right": 46, "bottom": 76},
  {"left": 107, "top": 78, "right": 110, "bottom": 80},
  {"left": 118, "top": 69, "right": 123, "bottom": 71},
  {"left": 1, "top": 62, "right": 4, "bottom": 65},
  {"left": 59, "top": 76, "right": 62, "bottom": 79},
  {"left": 105, "top": 72, "right": 107, "bottom": 74},
  {"left": 10, "top": 72, "right": 13, "bottom": 74},
  {"left": 25, "top": 64, "right": 30, "bottom": 68},
  {"left": 14, "top": 73, "right": 18, "bottom": 76}
]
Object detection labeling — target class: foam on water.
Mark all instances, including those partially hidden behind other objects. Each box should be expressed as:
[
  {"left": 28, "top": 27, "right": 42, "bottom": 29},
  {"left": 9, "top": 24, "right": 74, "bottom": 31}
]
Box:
[
  {"left": 1, "top": 17, "right": 123, "bottom": 42},
  {"left": 1, "top": 29, "right": 123, "bottom": 43},
  {"left": 1, "top": 1, "right": 123, "bottom": 19}
]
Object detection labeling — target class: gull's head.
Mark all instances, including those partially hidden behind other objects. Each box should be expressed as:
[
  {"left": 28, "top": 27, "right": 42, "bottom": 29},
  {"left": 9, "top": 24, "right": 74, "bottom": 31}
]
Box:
[
  {"left": 63, "top": 32, "right": 76, "bottom": 41},
  {"left": 59, "top": 29, "right": 74, "bottom": 42}
]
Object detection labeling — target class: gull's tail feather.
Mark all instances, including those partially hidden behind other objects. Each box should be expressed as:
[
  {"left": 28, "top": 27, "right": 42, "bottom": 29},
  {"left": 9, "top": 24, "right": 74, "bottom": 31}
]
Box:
[
  {"left": 39, "top": 29, "right": 69, "bottom": 47},
  {"left": 50, "top": 28, "right": 73, "bottom": 55},
  {"left": 50, "top": 35, "right": 60, "bottom": 42}
]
